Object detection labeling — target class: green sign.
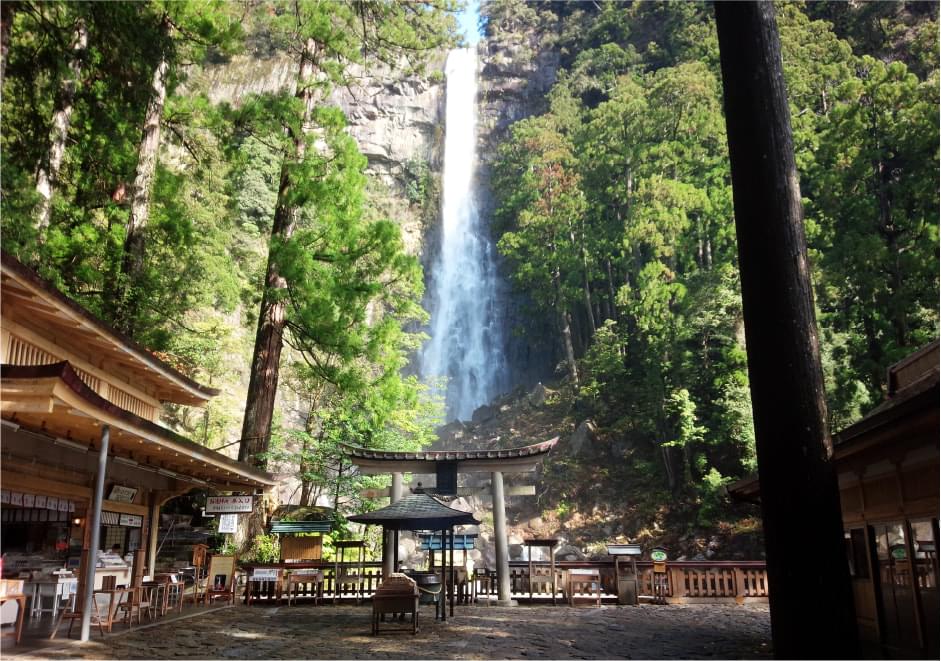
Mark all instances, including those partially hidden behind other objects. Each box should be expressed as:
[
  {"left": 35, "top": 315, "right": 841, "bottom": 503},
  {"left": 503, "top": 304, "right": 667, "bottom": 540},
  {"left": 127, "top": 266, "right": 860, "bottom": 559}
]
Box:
[
  {"left": 650, "top": 549, "right": 667, "bottom": 562},
  {"left": 890, "top": 545, "right": 907, "bottom": 561}
]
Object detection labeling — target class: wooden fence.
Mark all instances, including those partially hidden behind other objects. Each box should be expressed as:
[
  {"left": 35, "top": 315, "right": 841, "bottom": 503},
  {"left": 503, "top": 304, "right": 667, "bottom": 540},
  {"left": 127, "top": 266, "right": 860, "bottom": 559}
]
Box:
[
  {"left": 509, "top": 560, "right": 769, "bottom": 604},
  {"left": 251, "top": 560, "right": 768, "bottom": 604}
]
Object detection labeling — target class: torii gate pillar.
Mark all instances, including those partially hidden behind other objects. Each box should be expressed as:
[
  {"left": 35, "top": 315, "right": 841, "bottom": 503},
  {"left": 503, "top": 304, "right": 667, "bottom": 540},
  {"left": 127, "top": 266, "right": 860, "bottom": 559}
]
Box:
[{"left": 491, "top": 470, "right": 514, "bottom": 604}]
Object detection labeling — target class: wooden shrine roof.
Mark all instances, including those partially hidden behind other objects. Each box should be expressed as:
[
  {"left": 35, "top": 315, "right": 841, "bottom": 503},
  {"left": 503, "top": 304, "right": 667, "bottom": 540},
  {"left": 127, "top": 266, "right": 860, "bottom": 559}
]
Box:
[
  {"left": 1, "top": 251, "right": 218, "bottom": 405},
  {"left": 0, "top": 361, "right": 276, "bottom": 489}
]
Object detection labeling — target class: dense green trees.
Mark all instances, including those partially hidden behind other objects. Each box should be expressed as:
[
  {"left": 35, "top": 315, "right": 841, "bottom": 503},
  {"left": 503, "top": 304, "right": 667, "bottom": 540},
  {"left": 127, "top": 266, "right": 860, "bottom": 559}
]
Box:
[
  {"left": 488, "top": 0, "right": 938, "bottom": 512},
  {"left": 0, "top": 1, "right": 456, "bottom": 530},
  {"left": 1, "top": 0, "right": 936, "bottom": 544}
]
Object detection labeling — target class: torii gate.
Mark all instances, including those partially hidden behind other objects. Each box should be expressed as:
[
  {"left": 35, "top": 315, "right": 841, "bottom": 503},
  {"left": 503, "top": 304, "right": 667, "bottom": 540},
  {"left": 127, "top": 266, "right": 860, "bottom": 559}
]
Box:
[{"left": 342, "top": 437, "right": 558, "bottom": 604}]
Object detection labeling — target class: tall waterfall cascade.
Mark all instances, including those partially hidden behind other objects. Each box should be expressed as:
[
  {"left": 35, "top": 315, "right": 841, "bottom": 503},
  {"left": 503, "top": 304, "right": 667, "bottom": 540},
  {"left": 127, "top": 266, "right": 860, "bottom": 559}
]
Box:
[{"left": 420, "top": 48, "right": 506, "bottom": 422}]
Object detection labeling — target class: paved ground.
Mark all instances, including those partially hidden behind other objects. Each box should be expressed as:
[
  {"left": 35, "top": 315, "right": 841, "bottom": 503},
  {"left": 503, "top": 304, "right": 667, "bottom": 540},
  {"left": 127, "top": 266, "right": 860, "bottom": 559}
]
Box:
[{"left": 4, "top": 602, "right": 772, "bottom": 660}]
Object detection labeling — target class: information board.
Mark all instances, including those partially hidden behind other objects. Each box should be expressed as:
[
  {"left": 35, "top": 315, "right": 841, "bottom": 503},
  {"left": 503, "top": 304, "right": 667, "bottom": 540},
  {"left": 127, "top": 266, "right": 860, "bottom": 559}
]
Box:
[{"left": 218, "top": 514, "right": 238, "bottom": 533}]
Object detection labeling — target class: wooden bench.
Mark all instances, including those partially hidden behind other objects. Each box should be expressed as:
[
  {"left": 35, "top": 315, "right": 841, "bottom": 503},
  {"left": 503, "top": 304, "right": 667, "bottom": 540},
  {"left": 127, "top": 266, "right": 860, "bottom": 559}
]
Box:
[{"left": 372, "top": 574, "right": 418, "bottom": 635}]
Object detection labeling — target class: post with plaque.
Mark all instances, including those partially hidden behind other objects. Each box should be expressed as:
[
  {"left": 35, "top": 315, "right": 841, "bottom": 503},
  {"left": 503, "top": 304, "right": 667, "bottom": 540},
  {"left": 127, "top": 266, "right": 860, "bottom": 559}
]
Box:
[
  {"left": 607, "top": 544, "right": 642, "bottom": 605},
  {"left": 650, "top": 547, "right": 668, "bottom": 604}
]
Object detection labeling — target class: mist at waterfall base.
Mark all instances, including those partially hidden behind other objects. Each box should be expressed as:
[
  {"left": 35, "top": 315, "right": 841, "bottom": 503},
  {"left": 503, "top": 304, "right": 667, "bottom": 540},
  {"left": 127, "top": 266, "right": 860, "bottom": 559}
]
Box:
[{"left": 420, "top": 48, "right": 506, "bottom": 423}]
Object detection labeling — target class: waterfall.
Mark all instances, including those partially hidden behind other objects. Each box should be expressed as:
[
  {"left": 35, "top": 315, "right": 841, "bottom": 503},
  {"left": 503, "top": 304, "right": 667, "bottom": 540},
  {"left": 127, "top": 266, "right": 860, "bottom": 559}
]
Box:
[{"left": 421, "top": 48, "right": 505, "bottom": 422}]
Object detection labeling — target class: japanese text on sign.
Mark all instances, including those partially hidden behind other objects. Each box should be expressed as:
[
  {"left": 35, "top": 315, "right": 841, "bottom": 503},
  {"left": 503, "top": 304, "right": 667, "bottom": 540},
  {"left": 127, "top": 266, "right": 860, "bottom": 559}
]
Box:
[{"left": 206, "top": 495, "right": 253, "bottom": 513}]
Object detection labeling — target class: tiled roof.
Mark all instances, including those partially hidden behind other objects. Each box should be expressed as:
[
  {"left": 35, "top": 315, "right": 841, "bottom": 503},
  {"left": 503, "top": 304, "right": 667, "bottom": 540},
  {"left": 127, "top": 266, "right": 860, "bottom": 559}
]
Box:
[
  {"left": 341, "top": 437, "right": 559, "bottom": 463},
  {"left": 348, "top": 493, "right": 479, "bottom": 531},
  {"left": 0, "top": 361, "right": 276, "bottom": 488}
]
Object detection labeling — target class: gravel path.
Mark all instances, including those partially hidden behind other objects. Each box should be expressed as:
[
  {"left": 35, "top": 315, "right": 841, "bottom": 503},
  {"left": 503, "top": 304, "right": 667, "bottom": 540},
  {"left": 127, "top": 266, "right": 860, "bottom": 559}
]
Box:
[{"left": 7, "top": 603, "right": 772, "bottom": 660}]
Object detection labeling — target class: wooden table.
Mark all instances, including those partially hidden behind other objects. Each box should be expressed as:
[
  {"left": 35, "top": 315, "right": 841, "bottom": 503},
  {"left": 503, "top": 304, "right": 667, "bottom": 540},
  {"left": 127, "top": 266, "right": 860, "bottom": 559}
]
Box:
[
  {"left": 244, "top": 568, "right": 284, "bottom": 606},
  {"left": 565, "top": 569, "right": 602, "bottom": 607},
  {"left": 285, "top": 570, "right": 324, "bottom": 606},
  {"left": 524, "top": 539, "right": 559, "bottom": 605},
  {"left": 0, "top": 594, "right": 27, "bottom": 645}
]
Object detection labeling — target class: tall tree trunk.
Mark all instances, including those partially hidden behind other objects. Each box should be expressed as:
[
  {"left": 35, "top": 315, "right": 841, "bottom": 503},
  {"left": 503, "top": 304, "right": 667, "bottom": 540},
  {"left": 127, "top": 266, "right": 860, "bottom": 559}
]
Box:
[
  {"left": 552, "top": 267, "right": 579, "bottom": 388},
  {"left": 35, "top": 18, "right": 87, "bottom": 233},
  {"left": 875, "top": 158, "right": 908, "bottom": 349},
  {"left": 237, "top": 38, "right": 322, "bottom": 550},
  {"left": 115, "top": 16, "right": 170, "bottom": 333},
  {"left": 0, "top": 2, "right": 13, "bottom": 84},
  {"left": 581, "top": 250, "right": 596, "bottom": 336},
  {"left": 606, "top": 258, "right": 617, "bottom": 322},
  {"left": 715, "top": 3, "right": 859, "bottom": 658}
]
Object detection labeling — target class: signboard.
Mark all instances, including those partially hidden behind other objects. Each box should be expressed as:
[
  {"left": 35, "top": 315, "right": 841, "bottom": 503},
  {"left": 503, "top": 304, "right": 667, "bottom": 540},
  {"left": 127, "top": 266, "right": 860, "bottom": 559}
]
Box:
[
  {"left": 118, "top": 513, "right": 143, "bottom": 528},
  {"left": 251, "top": 568, "right": 280, "bottom": 582},
  {"left": 650, "top": 548, "right": 668, "bottom": 562},
  {"left": 218, "top": 514, "right": 238, "bottom": 534},
  {"left": 108, "top": 485, "right": 138, "bottom": 503},
  {"left": 206, "top": 495, "right": 253, "bottom": 513}
]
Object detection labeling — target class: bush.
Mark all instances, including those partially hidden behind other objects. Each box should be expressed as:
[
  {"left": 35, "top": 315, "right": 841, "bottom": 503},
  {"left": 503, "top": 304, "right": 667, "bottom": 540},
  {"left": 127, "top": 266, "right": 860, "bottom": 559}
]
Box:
[{"left": 246, "top": 533, "right": 280, "bottom": 563}]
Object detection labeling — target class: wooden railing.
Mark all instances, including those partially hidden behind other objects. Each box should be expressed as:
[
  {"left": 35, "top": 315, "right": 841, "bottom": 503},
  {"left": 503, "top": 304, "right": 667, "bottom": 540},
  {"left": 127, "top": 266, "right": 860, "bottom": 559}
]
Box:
[
  {"left": 509, "top": 560, "right": 769, "bottom": 603},
  {"left": 244, "top": 560, "right": 768, "bottom": 604}
]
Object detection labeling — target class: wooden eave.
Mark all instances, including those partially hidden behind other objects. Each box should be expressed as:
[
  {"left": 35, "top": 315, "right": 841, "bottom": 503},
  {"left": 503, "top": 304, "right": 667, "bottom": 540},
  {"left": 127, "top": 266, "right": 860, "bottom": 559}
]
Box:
[
  {"left": 726, "top": 373, "right": 939, "bottom": 505},
  {"left": 1, "top": 251, "right": 218, "bottom": 406},
  {"left": 833, "top": 373, "right": 939, "bottom": 464},
  {"left": 1, "top": 362, "right": 276, "bottom": 490}
]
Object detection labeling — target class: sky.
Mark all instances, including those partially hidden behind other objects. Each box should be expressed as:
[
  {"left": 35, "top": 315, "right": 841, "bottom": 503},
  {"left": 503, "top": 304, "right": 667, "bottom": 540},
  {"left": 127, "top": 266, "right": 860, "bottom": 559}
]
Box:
[{"left": 457, "top": 0, "right": 482, "bottom": 46}]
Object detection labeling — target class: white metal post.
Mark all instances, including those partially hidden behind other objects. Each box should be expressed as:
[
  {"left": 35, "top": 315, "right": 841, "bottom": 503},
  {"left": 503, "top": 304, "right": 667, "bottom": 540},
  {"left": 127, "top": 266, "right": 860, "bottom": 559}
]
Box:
[{"left": 80, "top": 424, "right": 109, "bottom": 642}]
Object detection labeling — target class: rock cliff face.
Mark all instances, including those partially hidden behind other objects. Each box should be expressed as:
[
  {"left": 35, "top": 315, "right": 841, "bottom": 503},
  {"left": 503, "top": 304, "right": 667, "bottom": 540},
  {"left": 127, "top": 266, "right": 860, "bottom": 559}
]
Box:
[{"left": 191, "top": 52, "right": 447, "bottom": 254}]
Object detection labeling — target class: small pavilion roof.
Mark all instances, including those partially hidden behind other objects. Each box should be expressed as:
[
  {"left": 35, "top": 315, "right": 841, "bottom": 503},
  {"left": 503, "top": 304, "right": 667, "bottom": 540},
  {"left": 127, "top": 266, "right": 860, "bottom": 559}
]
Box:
[
  {"left": 341, "top": 437, "right": 559, "bottom": 474},
  {"left": 347, "top": 493, "right": 480, "bottom": 531}
]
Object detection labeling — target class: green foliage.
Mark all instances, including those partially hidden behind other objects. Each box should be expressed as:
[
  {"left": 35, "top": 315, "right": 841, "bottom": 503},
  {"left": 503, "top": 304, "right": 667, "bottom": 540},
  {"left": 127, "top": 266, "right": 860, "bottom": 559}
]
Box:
[
  {"left": 489, "top": 0, "right": 938, "bottom": 513},
  {"left": 215, "top": 537, "right": 240, "bottom": 556},
  {"left": 403, "top": 157, "right": 433, "bottom": 208},
  {"left": 695, "top": 467, "right": 733, "bottom": 527},
  {"left": 245, "top": 533, "right": 280, "bottom": 563}
]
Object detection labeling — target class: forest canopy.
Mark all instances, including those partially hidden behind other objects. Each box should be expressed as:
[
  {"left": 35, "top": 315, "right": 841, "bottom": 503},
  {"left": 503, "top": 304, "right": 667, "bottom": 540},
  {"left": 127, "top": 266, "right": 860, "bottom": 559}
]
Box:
[{"left": 0, "top": 0, "right": 937, "bottom": 545}]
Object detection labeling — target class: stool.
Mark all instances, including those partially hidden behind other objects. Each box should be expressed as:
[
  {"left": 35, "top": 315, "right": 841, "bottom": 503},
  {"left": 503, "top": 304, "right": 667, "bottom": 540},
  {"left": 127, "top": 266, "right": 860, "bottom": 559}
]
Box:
[{"left": 472, "top": 568, "right": 493, "bottom": 605}]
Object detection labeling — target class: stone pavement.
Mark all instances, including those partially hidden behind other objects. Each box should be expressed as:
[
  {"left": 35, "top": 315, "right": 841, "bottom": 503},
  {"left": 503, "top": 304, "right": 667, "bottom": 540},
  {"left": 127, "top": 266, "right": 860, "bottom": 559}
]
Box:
[{"left": 6, "top": 603, "right": 772, "bottom": 660}]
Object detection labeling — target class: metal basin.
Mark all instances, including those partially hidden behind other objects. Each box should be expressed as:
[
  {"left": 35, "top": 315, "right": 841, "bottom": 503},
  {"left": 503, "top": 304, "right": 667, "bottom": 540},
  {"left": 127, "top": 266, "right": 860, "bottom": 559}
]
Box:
[{"left": 405, "top": 571, "right": 442, "bottom": 604}]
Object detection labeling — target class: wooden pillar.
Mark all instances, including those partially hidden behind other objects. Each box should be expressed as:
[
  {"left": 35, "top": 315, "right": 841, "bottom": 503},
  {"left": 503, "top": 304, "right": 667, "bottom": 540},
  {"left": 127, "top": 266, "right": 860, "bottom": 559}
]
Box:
[
  {"left": 381, "top": 531, "right": 394, "bottom": 579},
  {"left": 382, "top": 473, "right": 405, "bottom": 579},
  {"left": 449, "top": 528, "right": 455, "bottom": 617},
  {"left": 714, "top": 3, "right": 859, "bottom": 657},
  {"left": 550, "top": 543, "right": 556, "bottom": 606},
  {"left": 491, "top": 471, "right": 512, "bottom": 604},
  {"left": 528, "top": 544, "right": 533, "bottom": 602},
  {"left": 80, "top": 424, "right": 109, "bottom": 642},
  {"left": 439, "top": 528, "right": 447, "bottom": 621}
]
